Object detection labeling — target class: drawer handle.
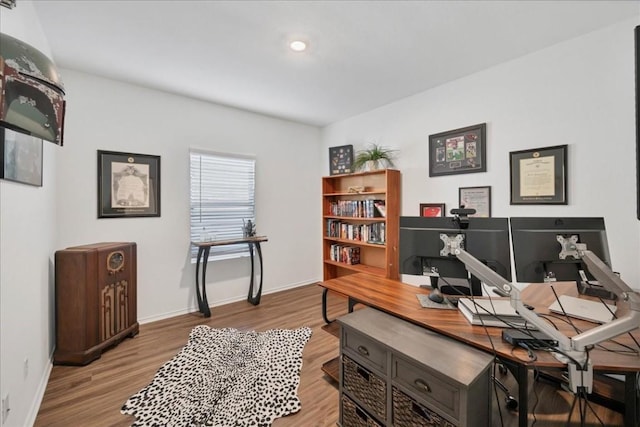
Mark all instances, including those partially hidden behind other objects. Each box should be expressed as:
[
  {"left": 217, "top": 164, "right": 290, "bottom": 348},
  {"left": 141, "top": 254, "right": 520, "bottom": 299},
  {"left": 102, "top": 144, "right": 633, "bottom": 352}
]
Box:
[
  {"left": 356, "top": 366, "right": 370, "bottom": 381},
  {"left": 355, "top": 406, "right": 368, "bottom": 421},
  {"left": 414, "top": 378, "right": 431, "bottom": 393},
  {"left": 357, "top": 345, "right": 369, "bottom": 356},
  {"left": 412, "top": 402, "right": 433, "bottom": 421}
]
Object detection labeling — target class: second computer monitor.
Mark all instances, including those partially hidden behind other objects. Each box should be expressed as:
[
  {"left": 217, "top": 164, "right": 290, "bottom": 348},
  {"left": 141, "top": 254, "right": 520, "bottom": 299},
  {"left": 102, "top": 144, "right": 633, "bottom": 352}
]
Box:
[{"left": 510, "top": 217, "right": 612, "bottom": 283}]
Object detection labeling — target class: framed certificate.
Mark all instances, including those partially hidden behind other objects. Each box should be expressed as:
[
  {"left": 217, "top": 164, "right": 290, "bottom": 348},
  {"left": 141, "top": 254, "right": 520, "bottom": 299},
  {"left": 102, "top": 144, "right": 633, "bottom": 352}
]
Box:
[
  {"left": 458, "top": 186, "right": 491, "bottom": 218},
  {"left": 509, "top": 145, "right": 567, "bottom": 205},
  {"left": 98, "top": 150, "right": 161, "bottom": 218}
]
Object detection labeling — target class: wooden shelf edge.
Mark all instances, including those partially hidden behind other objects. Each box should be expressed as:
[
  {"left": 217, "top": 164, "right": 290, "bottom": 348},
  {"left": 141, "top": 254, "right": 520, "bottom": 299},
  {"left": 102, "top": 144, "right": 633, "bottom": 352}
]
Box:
[
  {"left": 321, "top": 356, "right": 340, "bottom": 383},
  {"left": 321, "top": 321, "right": 341, "bottom": 338},
  {"left": 323, "top": 260, "right": 386, "bottom": 277},
  {"left": 323, "top": 237, "right": 386, "bottom": 248}
]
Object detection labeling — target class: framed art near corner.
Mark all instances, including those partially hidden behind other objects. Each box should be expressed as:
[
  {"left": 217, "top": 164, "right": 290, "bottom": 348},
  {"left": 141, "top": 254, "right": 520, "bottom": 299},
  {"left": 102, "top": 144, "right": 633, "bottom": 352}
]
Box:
[
  {"left": 429, "top": 123, "right": 486, "bottom": 177},
  {"left": 509, "top": 145, "right": 567, "bottom": 205},
  {"left": 0, "top": 127, "right": 43, "bottom": 187},
  {"left": 420, "top": 203, "right": 445, "bottom": 217},
  {"left": 98, "top": 150, "right": 161, "bottom": 218},
  {"left": 329, "top": 144, "right": 354, "bottom": 175},
  {"left": 459, "top": 186, "right": 491, "bottom": 217}
]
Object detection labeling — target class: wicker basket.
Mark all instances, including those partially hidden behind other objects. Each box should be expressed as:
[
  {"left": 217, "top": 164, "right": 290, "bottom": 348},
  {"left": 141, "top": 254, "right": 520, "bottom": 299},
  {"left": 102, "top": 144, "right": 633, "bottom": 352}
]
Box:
[
  {"left": 342, "top": 395, "right": 384, "bottom": 427},
  {"left": 343, "top": 356, "right": 386, "bottom": 420},
  {"left": 392, "top": 387, "right": 456, "bottom": 427}
]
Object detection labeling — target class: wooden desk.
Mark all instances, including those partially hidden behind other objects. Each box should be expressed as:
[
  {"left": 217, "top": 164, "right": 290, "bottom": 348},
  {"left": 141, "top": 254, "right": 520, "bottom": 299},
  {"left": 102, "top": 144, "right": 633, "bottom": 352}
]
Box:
[
  {"left": 319, "top": 273, "right": 640, "bottom": 426},
  {"left": 192, "top": 236, "right": 267, "bottom": 317}
]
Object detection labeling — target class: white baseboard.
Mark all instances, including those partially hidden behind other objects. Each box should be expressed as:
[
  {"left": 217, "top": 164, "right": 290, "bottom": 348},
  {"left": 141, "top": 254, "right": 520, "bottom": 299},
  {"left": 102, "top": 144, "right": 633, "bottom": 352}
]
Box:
[
  {"left": 138, "top": 279, "right": 319, "bottom": 325},
  {"left": 25, "top": 356, "right": 53, "bottom": 426}
]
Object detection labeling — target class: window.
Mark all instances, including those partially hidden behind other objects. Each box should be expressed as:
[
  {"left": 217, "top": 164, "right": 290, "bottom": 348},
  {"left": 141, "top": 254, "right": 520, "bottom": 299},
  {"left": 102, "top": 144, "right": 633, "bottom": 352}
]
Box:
[{"left": 190, "top": 150, "right": 255, "bottom": 261}]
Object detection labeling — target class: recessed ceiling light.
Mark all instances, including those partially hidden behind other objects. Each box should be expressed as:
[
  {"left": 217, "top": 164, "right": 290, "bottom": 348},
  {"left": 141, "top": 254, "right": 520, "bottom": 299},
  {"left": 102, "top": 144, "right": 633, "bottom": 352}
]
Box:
[{"left": 289, "top": 40, "right": 307, "bottom": 52}]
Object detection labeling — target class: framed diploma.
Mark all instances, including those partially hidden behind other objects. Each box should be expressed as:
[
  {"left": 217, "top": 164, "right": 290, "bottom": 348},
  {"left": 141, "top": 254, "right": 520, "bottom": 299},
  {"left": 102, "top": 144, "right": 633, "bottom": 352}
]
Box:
[
  {"left": 509, "top": 145, "right": 567, "bottom": 205},
  {"left": 458, "top": 186, "right": 491, "bottom": 217},
  {"left": 429, "top": 123, "right": 486, "bottom": 177},
  {"left": 420, "top": 203, "right": 446, "bottom": 217},
  {"left": 98, "top": 150, "right": 161, "bottom": 218}
]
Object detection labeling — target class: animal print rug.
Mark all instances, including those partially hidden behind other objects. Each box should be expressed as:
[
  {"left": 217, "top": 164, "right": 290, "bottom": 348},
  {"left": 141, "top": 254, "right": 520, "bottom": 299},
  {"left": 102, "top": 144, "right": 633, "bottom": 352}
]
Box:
[{"left": 121, "top": 325, "right": 312, "bottom": 427}]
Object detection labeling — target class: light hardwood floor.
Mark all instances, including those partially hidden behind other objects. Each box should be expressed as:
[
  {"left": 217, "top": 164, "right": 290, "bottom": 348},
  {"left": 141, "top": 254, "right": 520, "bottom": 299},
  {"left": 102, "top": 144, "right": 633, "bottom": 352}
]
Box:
[{"left": 35, "top": 284, "right": 624, "bottom": 426}]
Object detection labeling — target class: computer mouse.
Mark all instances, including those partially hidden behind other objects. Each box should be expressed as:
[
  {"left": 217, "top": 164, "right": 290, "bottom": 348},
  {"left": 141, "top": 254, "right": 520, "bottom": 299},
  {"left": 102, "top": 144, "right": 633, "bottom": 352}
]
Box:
[{"left": 428, "top": 291, "right": 444, "bottom": 304}]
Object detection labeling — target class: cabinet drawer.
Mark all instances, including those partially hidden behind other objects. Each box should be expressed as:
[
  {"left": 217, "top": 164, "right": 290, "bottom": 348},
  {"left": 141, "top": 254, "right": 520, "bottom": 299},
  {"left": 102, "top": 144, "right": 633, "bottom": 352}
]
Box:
[
  {"left": 343, "top": 356, "right": 387, "bottom": 421},
  {"left": 393, "top": 355, "right": 459, "bottom": 419},
  {"left": 342, "top": 327, "right": 386, "bottom": 372},
  {"left": 392, "top": 387, "right": 456, "bottom": 427},
  {"left": 342, "top": 395, "right": 384, "bottom": 427}
]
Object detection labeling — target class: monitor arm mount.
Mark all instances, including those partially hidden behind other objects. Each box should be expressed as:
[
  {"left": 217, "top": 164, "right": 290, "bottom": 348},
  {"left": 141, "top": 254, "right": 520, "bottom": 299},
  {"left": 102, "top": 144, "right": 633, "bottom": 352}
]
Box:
[{"left": 452, "top": 245, "right": 640, "bottom": 394}]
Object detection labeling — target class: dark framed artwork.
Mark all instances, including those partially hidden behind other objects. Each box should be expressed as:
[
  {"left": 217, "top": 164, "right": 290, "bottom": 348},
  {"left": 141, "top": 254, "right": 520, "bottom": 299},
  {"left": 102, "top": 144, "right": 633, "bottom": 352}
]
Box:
[
  {"left": 329, "top": 144, "right": 354, "bottom": 175},
  {"left": 98, "top": 150, "right": 161, "bottom": 218},
  {"left": 429, "top": 123, "right": 486, "bottom": 177},
  {"left": 459, "top": 186, "right": 491, "bottom": 217},
  {"left": 0, "top": 127, "right": 43, "bottom": 186},
  {"left": 510, "top": 145, "right": 567, "bottom": 205},
  {"left": 635, "top": 25, "right": 639, "bottom": 219},
  {"left": 420, "top": 203, "right": 445, "bottom": 217}
]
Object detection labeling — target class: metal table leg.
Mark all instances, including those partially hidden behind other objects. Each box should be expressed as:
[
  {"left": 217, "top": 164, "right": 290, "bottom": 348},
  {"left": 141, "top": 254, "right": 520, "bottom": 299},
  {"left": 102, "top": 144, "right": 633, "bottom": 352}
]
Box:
[
  {"left": 624, "top": 372, "right": 639, "bottom": 427},
  {"left": 247, "top": 242, "right": 264, "bottom": 305},
  {"left": 195, "top": 246, "right": 211, "bottom": 317}
]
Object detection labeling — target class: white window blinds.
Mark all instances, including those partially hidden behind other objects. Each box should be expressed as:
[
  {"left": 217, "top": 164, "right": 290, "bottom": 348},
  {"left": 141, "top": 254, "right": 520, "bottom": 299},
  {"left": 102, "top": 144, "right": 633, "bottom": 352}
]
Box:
[{"left": 190, "top": 150, "right": 256, "bottom": 261}]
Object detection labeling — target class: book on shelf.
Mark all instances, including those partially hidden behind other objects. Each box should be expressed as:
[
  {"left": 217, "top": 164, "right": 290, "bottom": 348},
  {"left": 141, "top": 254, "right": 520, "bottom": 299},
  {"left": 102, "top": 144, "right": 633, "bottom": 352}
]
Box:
[
  {"left": 457, "top": 298, "right": 534, "bottom": 329},
  {"left": 373, "top": 200, "right": 386, "bottom": 217}
]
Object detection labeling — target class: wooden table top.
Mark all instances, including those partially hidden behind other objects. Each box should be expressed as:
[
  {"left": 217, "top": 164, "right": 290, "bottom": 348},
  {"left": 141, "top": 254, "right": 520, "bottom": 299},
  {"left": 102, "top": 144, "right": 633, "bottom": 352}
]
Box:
[
  {"left": 191, "top": 235, "right": 268, "bottom": 248},
  {"left": 320, "top": 273, "right": 640, "bottom": 372}
]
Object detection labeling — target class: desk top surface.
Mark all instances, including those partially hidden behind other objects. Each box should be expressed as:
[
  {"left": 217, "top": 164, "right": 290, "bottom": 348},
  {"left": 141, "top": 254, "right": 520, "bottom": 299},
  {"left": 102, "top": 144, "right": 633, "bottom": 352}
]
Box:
[
  {"left": 320, "top": 273, "right": 640, "bottom": 372},
  {"left": 191, "top": 235, "right": 268, "bottom": 247}
]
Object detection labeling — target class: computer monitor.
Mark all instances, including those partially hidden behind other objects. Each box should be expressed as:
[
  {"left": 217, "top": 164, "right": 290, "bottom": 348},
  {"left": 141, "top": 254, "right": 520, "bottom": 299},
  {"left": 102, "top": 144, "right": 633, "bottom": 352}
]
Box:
[
  {"left": 399, "top": 216, "right": 512, "bottom": 296},
  {"left": 510, "top": 217, "right": 612, "bottom": 283}
]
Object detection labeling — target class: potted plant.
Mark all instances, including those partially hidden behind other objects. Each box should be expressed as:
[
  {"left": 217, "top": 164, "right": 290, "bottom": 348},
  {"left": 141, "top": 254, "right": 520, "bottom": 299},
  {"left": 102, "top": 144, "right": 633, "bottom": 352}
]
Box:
[{"left": 353, "top": 143, "right": 398, "bottom": 171}]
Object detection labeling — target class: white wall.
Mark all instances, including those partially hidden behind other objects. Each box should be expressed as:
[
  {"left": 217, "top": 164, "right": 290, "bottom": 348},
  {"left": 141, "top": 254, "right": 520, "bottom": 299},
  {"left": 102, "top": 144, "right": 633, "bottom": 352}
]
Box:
[
  {"left": 2, "top": 5, "right": 322, "bottom": 425},
  {"left": 322, "top": 18, "right": 640, "bottom": 288},
  {"left": 56, "top": 69, "right": 322, "bottom": 322},
  {"left": 0, "top": 2, "right": 59, "bottom": 426}
]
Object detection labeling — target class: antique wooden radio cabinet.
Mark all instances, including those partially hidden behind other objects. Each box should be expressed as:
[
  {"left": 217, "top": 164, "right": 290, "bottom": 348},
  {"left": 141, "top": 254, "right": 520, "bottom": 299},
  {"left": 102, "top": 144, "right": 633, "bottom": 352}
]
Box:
[{"left": 54, "top": 242, "right": 138, "bottom": 365}]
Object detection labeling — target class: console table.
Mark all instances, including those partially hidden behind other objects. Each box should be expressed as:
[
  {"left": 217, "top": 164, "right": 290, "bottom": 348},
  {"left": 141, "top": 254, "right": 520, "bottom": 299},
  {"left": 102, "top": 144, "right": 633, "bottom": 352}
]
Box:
[{"left": 191, "top": 236, "right": 268, "bottom": 317}]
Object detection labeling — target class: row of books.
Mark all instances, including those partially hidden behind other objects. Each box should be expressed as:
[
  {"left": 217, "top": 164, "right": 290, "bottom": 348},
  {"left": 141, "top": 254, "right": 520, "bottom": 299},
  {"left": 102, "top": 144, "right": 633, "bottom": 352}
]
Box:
[
  {"left": 329, "top": 244, "right": 361, "bottom": 265},
  {"left": 328, "top": 199, "right": 386, "bottom": 218},
  {"left": 326, "top": 220, "right": 386, "bottom": 244}
]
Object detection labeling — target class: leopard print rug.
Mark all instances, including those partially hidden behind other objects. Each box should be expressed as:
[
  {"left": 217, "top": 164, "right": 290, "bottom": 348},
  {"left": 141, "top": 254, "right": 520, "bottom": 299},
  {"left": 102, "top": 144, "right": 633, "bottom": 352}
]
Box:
[{"left": 121, "top": 325, "right": 312, "bottom": 426}]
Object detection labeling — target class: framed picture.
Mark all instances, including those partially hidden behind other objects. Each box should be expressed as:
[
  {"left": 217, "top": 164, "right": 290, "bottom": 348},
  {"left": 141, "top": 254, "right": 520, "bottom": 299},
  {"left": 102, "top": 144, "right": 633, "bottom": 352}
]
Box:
[
  {"left": 459, "top": 186, "right": 491, "bottom": 217},
  {"left": 634, "top": 25, "right": 640, "bottom": 219},
  {"left": 429, "top": 123, "right": 486, "bottom": 177},
  {"left": 420, "top": 203, "right": 445, "bottom": 217},
  {"left": 509, "top": 145, "right": 567, "bottom": 205},
  {"left": 98, "top": 150, "right": 161, "bottom": 218},
  {"left": 0, "top": 127, "right": 43, "bottom": 187},
  {"left": 329, "top": 144, "right": 354, "bottom": 175}
]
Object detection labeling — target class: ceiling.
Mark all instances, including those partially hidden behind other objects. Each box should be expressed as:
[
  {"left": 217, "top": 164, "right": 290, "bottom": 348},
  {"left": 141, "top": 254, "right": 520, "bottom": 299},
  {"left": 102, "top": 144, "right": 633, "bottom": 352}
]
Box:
[{"left": 31, "top": 1, "right": 639, "bottom": 127}]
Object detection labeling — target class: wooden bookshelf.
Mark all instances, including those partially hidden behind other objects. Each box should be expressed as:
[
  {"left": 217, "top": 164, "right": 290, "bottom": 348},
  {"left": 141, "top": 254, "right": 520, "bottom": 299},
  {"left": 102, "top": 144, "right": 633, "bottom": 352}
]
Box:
[{"left": 322, "top": 169, "right": 400, "bottom": 281}]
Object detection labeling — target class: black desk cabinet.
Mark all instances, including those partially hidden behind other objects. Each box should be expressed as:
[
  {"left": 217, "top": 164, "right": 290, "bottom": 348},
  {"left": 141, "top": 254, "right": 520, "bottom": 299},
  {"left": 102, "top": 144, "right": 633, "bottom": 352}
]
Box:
[
  {"left": 54, "top": 242, "right": 139, "bottom": 365},
  {"left": 338, "top": 308, "right": 493, "bottom": 427}
]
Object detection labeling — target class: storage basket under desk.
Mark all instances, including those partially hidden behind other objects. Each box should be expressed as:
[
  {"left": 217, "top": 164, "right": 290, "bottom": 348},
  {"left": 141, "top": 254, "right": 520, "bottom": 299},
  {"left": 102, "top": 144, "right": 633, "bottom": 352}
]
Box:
[
  {"left": 342, "top": 394, "right": 384, "bottom": 427},
  {"left": 342, "top": 355, "right": 387, "bottom": 421}
]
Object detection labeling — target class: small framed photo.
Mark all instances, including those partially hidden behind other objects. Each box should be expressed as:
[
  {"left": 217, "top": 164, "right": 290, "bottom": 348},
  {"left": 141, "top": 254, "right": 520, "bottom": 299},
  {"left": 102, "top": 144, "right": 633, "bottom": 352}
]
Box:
[
  {"left": 459, "top": 186, "right": 491, "bottom": 217},
  {"left": 420, "top": 203, "right": 446, "bottom": 217},
  {"left": 509, "top": 144, "right": 567, "bottom": 205},
  {"left": 0, "top": 127, "right": 43, "bottom": 187},
  {"left": 98, "top": 150, "right": 161, "bottom": 218},
  {"left": 329, "top": 144, "right": 354, "bottom": 175},
  {"left": 429, "top": 123, "right": 486, "bottom": 177}
]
